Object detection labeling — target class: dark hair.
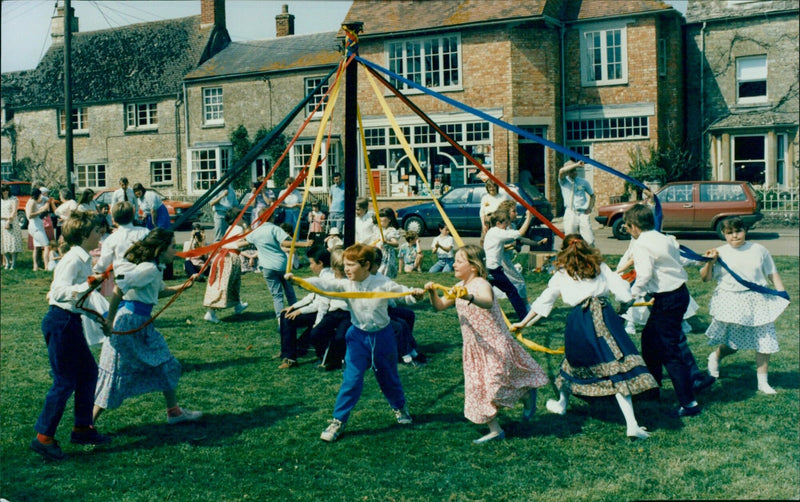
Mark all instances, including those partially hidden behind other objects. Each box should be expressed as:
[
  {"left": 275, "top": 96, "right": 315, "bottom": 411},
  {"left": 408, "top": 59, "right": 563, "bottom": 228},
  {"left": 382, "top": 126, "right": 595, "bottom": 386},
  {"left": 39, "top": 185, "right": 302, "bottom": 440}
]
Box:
[
  {"left": 77, "top": 189, "right": 94, "bottom": 205},
  {"left": 308, "top": 246, "right": 331, "bottom": 267},
  {"left": 224, "top": 207, "right": 240, "bottom": 226},
  {"left": 111, "top": 201, "right": 135, "bottom": 225},
  {"left": 372, "top": 246, "right": 383, "bottom": 265},
  {"left": 119, "top": 177, "right": 129, "bottom": 184},
  {"left": 379, "top": 207, "right": 399, "bottom": 228},
  {"left": 557, "top": 234, "right": 604, "bottom": 280},
  {"left": 31, "top": 188, "right": 41, "bottom": 199},
  {"left": 0, "top": 185, "right": 9, "bottom": 194},
  {"left": 623, "top": 204, "right": 655, "bottom": 231},
  {"left": 343, "top": 243, "right": 376, "bottom": 269},
  {"left": 405, "top": 231, "right": 418, "bottom": 242},
  {"left": 125, "top": 228, "right": 174, "bottom": 264},
  {"left": 719, "top": 217, "right": 746, "bottom": 234},
  {"left": 62, "top": 211, "right": 101, "bottom": 247},
  {"left": 132, "top": 183, "right": 146, "bottom": 194},
  {"left": 437, "top": 222, "right": 447, "bottom": 231}
]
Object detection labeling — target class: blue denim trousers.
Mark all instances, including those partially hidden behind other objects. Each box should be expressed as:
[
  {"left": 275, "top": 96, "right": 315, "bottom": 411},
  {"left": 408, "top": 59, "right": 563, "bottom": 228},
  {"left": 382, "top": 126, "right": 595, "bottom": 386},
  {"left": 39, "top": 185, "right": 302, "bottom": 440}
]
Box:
[
  {"left": 261, "top": 267, "right": 297, "bottom": 318},
  {"left": 428, "top": 257, "right": 454, "bottom": 273},
  {"left": 34, "top": 306, "right": 98, "bottom": 437},
  {"left": 333, "top": 324, "right": 406, "bottom": 423}
]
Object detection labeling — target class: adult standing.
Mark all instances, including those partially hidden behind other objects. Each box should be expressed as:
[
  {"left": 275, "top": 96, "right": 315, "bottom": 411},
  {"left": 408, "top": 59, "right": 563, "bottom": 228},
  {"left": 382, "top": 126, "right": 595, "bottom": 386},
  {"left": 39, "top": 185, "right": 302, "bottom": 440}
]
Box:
[
  {"left": 26, "top": 187, "right": 51, "bottom": 271},
  {"left": 279, "top": 177, "right": 301, "bottom": 229},
  {"left": 54, "top": 189, "right": 77, "bottom": 239},
  {"left": 241, "top": 181, "right": 270, "bottom": 229},
  {"left": 558, "top": 160, "right": 595, "bottom": 245},
  {"left": 1, "top": 184, "right": 24, "bottom": 269},
  {"left": 328, "top": 172, "right": 345, "bottom": 234},
  {"left": 76, "top": 189, "right": 98, "bottom": 213},
  {"left": 479, "top": 179, "right": 509, "bottom": 239},
  {"left": 132, "top": 183, "right": 169, "bottom": 230},
  {"left": 210, "top": 179, "right": 238, "bottom": 243},
  {"left": 110, "top": 178, "right": 138, "bottom": 223}
]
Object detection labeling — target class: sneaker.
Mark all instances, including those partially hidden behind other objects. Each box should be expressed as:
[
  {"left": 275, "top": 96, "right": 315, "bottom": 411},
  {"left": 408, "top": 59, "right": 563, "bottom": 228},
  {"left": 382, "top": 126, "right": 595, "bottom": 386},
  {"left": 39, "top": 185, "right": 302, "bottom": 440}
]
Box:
[
  {"left": 707, "top": 353, "right": 720, "bottom": 378},
  {"left": 545, "top": 399, "right": 567, "bottom": 416},
  {"left": 393, "top": 407, "right": 413, "bottom": 425},
  {"left": 70, "top": 426, "right": 112, "bottom": 445},
  {"left": 758, "top": 382, "right": 777, "bottom": 395},
  {"left": 167, "top": 407, "right": 203, "bottom": 425},
  {"left": 30, "top": 438, "right": 67, "bottom": 461},
  {"left": 278, "top": 358, "right": 297, "bottom": 369},
  {"left": 234, "top": 302, "right": 249, "bottom": 315},
  {"left": 320, "top": 418, "right": 344, "bottom": 442},
  {"left": 204, "top": 311, "right": 220, "bottom": 323},
  {"left": 666, "top": 404, "right": 702, "bottom": 418}
]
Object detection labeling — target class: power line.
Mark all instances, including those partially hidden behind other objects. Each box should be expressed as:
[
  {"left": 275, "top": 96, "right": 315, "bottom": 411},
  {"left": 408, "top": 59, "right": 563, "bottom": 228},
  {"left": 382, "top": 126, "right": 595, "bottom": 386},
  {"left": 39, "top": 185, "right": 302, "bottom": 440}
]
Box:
[
  {"left": 35, "top": 2, "right": 57, "bottom": 66},
  {"left": 89, "top": 1, "right": 116, "bottom": 30}
]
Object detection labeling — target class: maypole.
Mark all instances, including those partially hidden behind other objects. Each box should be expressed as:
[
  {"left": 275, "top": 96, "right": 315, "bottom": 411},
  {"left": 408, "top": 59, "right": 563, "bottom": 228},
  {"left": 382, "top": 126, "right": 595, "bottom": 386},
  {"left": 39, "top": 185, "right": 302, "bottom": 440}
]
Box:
[{"left": 342, "top": 22, "right": 362, "bottom": 247}]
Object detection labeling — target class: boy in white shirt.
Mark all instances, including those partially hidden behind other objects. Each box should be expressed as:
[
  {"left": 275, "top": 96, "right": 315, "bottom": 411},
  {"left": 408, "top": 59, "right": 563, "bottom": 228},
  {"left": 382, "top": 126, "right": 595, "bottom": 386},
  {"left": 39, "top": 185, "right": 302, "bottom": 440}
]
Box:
[
  {"left": 483, "top": 208, "right": 534, "bottom": 321},
  {"left": 428, "top": 223, "right": 456, "bottom": 273},
  {"left": 624, "top": 203, "right": 703, "bottom": 418}
]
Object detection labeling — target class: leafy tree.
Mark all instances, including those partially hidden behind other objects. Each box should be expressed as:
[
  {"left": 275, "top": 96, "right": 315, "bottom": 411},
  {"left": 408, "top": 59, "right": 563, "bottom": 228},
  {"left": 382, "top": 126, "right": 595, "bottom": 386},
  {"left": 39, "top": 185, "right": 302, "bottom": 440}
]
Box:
[
  {"left": 626, "top": 140, "right": 699, "bottom": 195},
  {"left": 228, "top": 125, "right": 290, "bottom": 190}
]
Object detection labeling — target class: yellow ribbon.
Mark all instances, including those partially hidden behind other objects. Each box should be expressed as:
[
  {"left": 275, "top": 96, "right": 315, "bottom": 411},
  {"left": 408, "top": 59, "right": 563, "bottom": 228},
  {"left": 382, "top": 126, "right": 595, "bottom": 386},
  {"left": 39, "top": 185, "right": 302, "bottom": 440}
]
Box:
[
  {"left": 357, "top": 107, "right": 385, "bottom": 243},
  {"left": 363, "top": 67, "right": 465, "bottom": 248},
  {"left": 290, "top": 275, "right": 416, "bottom": 300}
]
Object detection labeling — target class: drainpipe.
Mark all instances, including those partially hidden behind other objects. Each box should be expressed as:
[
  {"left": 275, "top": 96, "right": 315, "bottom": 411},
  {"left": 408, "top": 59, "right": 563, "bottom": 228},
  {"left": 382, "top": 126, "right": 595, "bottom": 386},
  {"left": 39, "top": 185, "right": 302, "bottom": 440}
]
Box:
[
  {"left": 174, "top": 92, "right": 183, "bottom": 191},
  {"left": 183, "top": 82, "right": 190, "bottom": 191},
  {"left": 700, "top": 21, "right": 706, "bottom": 175}
]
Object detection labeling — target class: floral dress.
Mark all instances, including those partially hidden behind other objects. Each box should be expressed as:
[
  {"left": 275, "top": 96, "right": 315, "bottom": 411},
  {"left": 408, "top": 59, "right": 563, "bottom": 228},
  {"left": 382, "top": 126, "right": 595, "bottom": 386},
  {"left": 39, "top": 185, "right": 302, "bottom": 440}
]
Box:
[
  {"left": 1, "top": 196, "right": 24, "bottom": 253},
  {"left": 455, "top": 277, "right": 548, "bottom": 424},
  {"left": 378, "top": 226, "right": 400, "bottom": 278}
]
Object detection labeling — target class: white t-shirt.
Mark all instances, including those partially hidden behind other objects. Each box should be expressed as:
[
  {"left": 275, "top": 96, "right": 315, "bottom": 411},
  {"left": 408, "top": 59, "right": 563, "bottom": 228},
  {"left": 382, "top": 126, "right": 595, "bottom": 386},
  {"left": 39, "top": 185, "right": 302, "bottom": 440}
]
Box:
[
  {"left": 712, "top": 242, "right": 777, "bottom": 292},
  {"left": 431, "top": 234, "right": 455, "bottom": 258},
  {"left": 483, "top": 226, "right": 520, "bottom": 269},
  {"left": 531, "top": 263, "right": 632, "bottom": 317}
]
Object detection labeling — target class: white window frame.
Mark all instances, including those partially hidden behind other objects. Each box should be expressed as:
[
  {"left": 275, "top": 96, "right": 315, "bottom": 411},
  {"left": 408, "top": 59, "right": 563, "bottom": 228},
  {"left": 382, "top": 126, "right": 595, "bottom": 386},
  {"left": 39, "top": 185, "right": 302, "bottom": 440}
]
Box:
[
  {"left": 386, "top": 33, "right": 462, "bottom": 92},
  {"left": 74, "top": 163, "right": 107, "bottom": 190},
  {"left": 150, "top": 159, "right": 174, "bottom": 186},
  {"left": 1, "top": 162, "right": 12, "bottom": 178},
  {"left": 580, "top": 21, "right": 629, "bottom": 86},
  {"left": 126, "top": 102, "right": 158, "bottom": 131},
  {"left": 252, "top": 155, "right": 272, "bottom": 183},
  {"left": 305, "top": 77, "right": 330, "bottom": 117},
  {"left": 731, "top": 134, "right": 766, "bottom": 185},
  {"left": 289, "top": 139, "right": 340, "bottom": 191},
  {"left": 202, "top": 87, "right": 224, "bottom": 125},
  {"left": 188, "top": 145, "right": 232, "bottom": 194},
  {"left": 58, "top": 107, "right": 89, "bottom": 135},
  {"left": 566, "top": 116, "right": 649, "bottom": 142},
  {"left": 736, "top": 55, "right": 767, "bottom": 104}
]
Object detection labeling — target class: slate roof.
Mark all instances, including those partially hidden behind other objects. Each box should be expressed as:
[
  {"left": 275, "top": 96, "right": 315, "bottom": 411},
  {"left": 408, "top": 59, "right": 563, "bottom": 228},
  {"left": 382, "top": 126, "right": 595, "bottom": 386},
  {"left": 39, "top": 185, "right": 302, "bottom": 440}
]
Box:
[
  {"left": 340, "top": 0, "right": 676, "bottom": 37},
  {"left": 709, "top": 109, "right": 799, "bottom": 130},
  {"left": 8, "top": 16, "right": 220, "bottom": 109},
  {"left": 686, "top": 0, "right": 799, "bottom": 24},
  {"left": 185, "top": 31, "right": 340, "bottom": 80}
]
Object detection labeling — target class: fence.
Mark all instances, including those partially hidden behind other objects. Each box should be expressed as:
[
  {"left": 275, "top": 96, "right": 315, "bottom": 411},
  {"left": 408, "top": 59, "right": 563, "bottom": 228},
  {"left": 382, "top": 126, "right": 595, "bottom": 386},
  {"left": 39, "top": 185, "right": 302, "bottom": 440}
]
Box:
[{"left": 756, "top": 185, "right": 798, "bottom": 226}]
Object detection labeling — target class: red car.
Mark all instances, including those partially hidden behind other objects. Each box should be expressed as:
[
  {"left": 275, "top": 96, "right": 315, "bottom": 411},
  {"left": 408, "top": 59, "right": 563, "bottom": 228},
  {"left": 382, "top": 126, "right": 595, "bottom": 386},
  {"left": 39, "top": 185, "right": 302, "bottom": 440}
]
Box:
[
  {"left": 1, "top": 180, "right": 61, "bottom": 229},
  {"left": 595, "top": 181, "right": 763, "bottom": 240},
  {"left": 93, "top": 188, "right": 198, "bottom": 229}
]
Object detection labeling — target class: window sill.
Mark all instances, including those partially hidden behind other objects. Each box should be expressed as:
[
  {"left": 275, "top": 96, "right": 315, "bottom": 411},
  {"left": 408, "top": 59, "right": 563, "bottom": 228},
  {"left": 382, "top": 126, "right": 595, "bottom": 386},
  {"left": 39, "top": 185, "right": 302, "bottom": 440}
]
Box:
[
  {"left": 58, "top": 131, "right": 89, "bottom": 137},
  {"left": 125, "top": 127, "right": 159, "bottom": 134},
  {"left": 202, "top": 122, "right": 225, "bottom": 129}
]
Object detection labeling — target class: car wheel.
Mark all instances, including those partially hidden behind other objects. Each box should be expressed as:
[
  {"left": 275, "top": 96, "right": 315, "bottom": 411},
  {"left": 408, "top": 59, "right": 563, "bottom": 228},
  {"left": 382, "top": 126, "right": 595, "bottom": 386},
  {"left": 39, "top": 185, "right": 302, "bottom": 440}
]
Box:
[
  {"left": 611, "top": 218, "right": 630, "bottom": 240},
  {"left": 17, "top": 210, "right": 27, "bottom": 230},
  {"left": 403, "top": 216, "right": 426, "bottom": 236}
]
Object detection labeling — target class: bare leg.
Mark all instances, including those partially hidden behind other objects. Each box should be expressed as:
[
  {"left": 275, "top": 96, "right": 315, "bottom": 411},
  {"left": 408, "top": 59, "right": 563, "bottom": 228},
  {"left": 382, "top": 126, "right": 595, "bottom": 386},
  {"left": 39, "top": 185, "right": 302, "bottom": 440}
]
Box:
[
  {"left": 616, "top": 393, "right": 649, "bottom": 439},
  {"left": 93, "top": 405, "right": 104, "bottom": 422},
  {"left": 474, "top": 416, "right": 505, "bottom": 443}
]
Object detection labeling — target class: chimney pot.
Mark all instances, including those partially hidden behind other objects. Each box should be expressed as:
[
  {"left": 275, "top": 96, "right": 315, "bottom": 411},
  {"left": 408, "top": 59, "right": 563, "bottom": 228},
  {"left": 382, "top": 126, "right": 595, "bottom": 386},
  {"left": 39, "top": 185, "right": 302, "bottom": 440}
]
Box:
[{"left": 50, "top": 4, "right": 79, "bottom": 44}]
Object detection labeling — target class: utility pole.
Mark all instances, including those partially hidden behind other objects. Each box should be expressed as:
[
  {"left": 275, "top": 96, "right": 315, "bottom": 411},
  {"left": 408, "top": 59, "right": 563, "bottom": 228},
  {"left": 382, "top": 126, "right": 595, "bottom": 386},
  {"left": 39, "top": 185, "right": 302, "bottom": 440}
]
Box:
[
  {"left": 64, "top": 0, "right": 74, "bottom": 195},
  {"left": 342, "top": 22, "right": 362, "bottom": 248}
]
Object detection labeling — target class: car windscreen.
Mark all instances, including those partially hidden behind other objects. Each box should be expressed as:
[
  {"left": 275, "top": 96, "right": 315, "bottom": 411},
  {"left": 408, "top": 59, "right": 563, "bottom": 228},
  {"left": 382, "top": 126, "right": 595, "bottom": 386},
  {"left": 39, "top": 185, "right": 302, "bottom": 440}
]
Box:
[{"left": 441, "top": 188, "right": 472, "bottom": 204}]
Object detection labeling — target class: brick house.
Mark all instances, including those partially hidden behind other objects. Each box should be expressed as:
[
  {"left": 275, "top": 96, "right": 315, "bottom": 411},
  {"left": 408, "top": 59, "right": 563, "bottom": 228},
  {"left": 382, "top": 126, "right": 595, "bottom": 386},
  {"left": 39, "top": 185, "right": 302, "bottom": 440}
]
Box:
[
  {"left": 0, "top": 0, "right": 229, "bottom": 194},
  {"left": 685, "top": 0, "right": 798, "bottom": 187},
  {"left": 341, "top": 0, "right": 685, "bottom": 212},
  {"left": 182, "top": 5, "right": 342, "bottom": 196}
]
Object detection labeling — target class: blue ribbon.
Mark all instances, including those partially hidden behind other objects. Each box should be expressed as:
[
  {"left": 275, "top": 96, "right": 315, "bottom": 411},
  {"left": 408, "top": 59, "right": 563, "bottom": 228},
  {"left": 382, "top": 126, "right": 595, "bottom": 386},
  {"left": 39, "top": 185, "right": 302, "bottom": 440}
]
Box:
[
  {"left": 353, "top": 55, "right": 664, "bottom": 229},
  {"left": 679, "top": 245, "right": 789, "bottom": 301}
]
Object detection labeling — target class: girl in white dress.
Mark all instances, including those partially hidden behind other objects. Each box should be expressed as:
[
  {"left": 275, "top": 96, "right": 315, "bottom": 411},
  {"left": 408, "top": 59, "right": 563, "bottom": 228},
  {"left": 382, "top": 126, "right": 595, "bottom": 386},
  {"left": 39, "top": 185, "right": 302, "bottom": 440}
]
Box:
[
  {"left": 701, "top": 217, "right": 788, "bottom": 394},
  {"left": 1, "top": 184, "right": 24, "bottom": 269},
  {"left": 26, "top": 188, "right": 51, "bottom": 271}
]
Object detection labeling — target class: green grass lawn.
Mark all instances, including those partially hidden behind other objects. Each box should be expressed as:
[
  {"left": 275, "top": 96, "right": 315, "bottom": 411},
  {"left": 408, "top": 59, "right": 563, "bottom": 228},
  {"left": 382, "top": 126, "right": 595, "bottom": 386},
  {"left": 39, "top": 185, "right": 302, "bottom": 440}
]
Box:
[{"left": 1, "top": 252, "right": 798, "bottom": 501}]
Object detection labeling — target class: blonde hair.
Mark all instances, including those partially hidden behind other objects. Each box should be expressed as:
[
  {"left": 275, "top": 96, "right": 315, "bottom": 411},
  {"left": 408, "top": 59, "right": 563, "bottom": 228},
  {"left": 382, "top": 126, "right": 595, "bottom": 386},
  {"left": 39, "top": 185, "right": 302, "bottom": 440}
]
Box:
[{"left": 457, "top": 245, "right": 487, "bottom": 279}]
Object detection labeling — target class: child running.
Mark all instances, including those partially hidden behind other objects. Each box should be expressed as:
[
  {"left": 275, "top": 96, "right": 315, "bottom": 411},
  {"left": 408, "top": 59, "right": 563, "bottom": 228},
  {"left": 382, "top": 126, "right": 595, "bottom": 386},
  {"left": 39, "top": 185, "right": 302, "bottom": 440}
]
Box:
[
  {"left": 512, "top": 235, "right": 656, "bottom": 440},
  {"left": 484, "top": 208, "right": 534, "bottom": 321},
  {"left": 701, "top": 217, "right": 788, "bottom": 394},
  {"left": 31, "top": 211, "right": 111, "bottom": 461},
  {"left": 93, "top": 228, "right": 202, "bottom": 426},
  {"left": 426, "top": 245, "right": 548, "bottom": 443},
  {"left": 286, "top": 243, "right": 424, "bottom": 442}
]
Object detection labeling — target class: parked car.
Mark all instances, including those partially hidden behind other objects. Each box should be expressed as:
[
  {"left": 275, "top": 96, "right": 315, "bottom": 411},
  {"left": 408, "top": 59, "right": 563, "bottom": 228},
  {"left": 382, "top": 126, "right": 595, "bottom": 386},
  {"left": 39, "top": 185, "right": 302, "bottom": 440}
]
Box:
[
  {"left": 595, "top": 181, "right": 763, "bottom": 240},
  {"left": 93, "top": 188, "right": 198, "bottom": 229},
  {"left": 396, "top": 183, "right": 554, "bottom": 249},
  {"left": 0, "top": 180, "right": 62, "bottom": 229}
]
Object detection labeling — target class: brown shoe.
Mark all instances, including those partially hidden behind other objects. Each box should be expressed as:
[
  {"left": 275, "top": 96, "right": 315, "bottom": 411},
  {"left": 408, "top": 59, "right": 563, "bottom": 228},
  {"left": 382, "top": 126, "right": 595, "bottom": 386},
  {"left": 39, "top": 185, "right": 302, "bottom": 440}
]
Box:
[{"left": 278, "top": 358, "right": 297, "bottom": 369}]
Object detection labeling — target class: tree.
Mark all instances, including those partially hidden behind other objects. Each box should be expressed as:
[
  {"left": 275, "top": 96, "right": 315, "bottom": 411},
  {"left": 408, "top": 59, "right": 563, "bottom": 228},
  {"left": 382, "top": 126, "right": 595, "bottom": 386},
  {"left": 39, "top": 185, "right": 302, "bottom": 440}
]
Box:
[
  {"left": 228, "top": 125, "right": 289, "bottom": 190},
  {"left": 626, "top": 140, "right": 699, "bottom": 195}
]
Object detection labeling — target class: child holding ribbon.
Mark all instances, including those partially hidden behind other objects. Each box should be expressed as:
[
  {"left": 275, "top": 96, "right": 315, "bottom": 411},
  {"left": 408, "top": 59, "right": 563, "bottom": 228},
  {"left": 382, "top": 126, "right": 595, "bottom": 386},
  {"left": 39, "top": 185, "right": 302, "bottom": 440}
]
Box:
[{"left": 426, "top": 245, "right": 547, "bottom": 444}]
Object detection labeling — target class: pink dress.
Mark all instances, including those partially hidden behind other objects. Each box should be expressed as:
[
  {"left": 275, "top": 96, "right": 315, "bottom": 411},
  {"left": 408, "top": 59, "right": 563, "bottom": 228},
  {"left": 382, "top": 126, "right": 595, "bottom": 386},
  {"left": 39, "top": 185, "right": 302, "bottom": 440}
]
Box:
[{"left": 455, "top": 277, "right": 549, "bottom": 424}]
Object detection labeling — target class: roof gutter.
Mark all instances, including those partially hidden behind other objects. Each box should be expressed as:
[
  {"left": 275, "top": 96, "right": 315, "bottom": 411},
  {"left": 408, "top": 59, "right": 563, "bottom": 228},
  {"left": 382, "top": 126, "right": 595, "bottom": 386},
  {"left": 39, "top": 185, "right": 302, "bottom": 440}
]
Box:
[{"left": 183, "top": 64, "right": 339, "bottom": 84}]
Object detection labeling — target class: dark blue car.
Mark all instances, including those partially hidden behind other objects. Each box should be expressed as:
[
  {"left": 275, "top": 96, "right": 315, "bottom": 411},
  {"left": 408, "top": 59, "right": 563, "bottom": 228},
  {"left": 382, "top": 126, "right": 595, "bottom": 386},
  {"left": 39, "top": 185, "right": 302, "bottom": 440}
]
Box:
[{"left": 396, "top": 183, "right": 554, "bottom": 249}]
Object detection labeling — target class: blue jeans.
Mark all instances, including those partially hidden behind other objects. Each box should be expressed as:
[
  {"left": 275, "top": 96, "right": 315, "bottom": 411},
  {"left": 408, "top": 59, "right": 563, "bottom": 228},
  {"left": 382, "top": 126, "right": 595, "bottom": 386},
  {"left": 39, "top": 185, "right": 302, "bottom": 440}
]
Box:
[
  {"left": 261, "top": 267, "right": 297, "bottom": 318},
  {"left": 428, "top": 257, "right": 454, "bottom": 273},
  {"left": 333, "top": 324, "right": 406, "bottom": 423},
  {"left": 213, "top": 213, "right": 229, "bottom": 243},
  {"left": 34, "top": 306, "right": 98, "bottom": 437},
  {"left": 328, "top": 211, "right": 344, "bottom": 233},
  {"left": 488, "top": 266, "right": 529, "bottom": 321}
]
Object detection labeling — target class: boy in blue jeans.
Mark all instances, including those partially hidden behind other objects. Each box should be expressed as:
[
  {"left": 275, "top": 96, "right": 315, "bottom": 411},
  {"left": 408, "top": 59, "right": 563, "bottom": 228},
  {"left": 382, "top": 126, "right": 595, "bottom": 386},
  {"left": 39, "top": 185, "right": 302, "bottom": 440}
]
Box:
[{"left": 31, "top": 211, "right": 112, "bottom": 460}]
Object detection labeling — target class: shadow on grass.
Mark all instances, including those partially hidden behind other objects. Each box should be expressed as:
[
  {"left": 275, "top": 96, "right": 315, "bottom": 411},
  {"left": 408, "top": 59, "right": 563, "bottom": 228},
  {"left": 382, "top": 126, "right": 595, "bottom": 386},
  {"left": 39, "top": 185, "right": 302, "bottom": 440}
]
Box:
[
  {"left": 93, "top": 403, "right": 306, "bottom": 455},
  {"left": 180, "top": 356, "right": 263, "bottom": 373}
]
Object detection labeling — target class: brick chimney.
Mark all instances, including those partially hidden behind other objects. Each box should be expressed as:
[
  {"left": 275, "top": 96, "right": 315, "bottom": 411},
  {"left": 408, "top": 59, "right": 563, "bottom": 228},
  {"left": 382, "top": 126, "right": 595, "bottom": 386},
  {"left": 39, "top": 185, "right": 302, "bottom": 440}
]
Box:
[
  {"left": 275, "top": 4, "right": 295, "bottom": 37},
  {"left": 201, "top": 0, "right": 226, "bottom": 29},
  {"left": 50, "top": 3, "right": 79, "bottom": 45}
]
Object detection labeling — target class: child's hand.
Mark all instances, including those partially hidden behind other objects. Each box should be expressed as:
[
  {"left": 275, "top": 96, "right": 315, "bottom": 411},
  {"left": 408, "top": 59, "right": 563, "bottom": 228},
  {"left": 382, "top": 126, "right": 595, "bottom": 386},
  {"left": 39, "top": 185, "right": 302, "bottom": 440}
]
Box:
[
  {"left": 410, "top": 288, "right": 425, "bottom": 300},
  {"left": 704, "top": 249, "right": 719, "bottom": 261},
  {"left": 284, "top": 272, "right": 295, "bottom": 281},
  {"left": 424, "top": 281, "right": 435, "bottom": 291},
  {"left": 510, "top": 322, "right": 524, "bottom": 331}
]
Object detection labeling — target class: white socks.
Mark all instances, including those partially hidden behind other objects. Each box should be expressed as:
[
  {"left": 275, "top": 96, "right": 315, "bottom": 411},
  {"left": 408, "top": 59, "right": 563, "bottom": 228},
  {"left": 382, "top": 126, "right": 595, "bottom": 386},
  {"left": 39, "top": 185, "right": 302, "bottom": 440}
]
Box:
[
  {"left": 546, "top": 392, "right": 568, "bottom": 415},
  {"left": 615, "top": 394, "right": 649, "bottom": 439},
  {"left": 707, "top": 352, "right": 720, "bottom": 378},
  {"left": 757, "top": 373, "right": 776, "bottom": 394}
]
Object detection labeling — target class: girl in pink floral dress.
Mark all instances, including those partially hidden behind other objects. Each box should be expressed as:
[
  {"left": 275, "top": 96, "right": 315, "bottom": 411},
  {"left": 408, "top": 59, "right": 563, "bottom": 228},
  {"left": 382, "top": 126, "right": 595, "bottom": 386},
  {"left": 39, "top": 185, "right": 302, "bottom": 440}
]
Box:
[{"left": 426, "top": 245, "right": 548, "bottom": 443}]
